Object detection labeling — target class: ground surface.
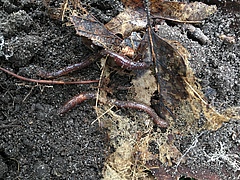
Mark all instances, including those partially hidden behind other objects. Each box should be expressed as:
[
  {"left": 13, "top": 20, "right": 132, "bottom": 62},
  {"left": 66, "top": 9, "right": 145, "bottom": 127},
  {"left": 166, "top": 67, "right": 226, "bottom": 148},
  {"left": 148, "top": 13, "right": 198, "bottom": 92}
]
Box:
[{"left": 0, "top": 0, "right": 239, "bottom": 179}]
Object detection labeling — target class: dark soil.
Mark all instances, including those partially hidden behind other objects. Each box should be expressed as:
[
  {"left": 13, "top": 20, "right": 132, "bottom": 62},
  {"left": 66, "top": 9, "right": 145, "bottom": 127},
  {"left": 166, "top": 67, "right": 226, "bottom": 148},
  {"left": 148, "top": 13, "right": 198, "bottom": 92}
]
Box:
[{"left": 0, "top": 0, "right": 239, "bottom": 179}]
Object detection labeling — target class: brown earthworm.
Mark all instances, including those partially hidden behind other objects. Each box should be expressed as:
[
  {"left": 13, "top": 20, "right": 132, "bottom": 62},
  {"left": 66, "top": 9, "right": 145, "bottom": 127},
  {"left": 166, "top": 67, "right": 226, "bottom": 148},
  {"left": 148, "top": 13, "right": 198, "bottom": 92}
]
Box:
[
  {"left": 109, "top": 99, "right": 169, "bottom": 128},
  {"left": 39, "top": 53, "right": 102, "bottom": 78},
  {"left": 59, "top": 92, "right": 168, "bottom": 128},
  {"left": 101, "top": 50, "right": 151, "bottom": 70},
  {"left": 59, "top": 92, "right": 97, "bottom": 114}
]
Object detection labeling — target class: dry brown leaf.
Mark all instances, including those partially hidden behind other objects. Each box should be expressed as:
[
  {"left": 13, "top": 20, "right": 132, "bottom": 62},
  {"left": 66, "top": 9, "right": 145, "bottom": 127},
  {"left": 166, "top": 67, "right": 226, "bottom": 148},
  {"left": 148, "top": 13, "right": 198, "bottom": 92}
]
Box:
[
  {"left": 106, "top": 1, "right": 216, "bottom": 42},
  {"left": 121, "top": 0, "right": 146, "bottom": 9},
  {"left": 146, "top": 159, "right": 222, "bottom": 180},
  {"left": 105, "top": 8, "right": 147, "bottom": 39},
  {"left": 122, "top": 0, "right": 217, "bottom": 22},
  {"left": 151, "top": 1, "right": 217, "bottom": 22},
  {"left": 141, "top": 27, "right": 229, "bottom": 131},
  {"left": 70, "top": 13, "right": 123, "bottom": 51}
]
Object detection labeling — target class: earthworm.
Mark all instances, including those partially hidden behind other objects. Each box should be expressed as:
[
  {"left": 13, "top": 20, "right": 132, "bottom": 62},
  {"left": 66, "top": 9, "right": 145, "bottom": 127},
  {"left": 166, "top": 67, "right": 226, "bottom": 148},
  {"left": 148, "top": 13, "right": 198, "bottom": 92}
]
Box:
[
  {"left": 0, "top": 67, "right": 99, "bottom": 85},
  {"left": 39, "top": 53, "right": 102, "bottom": 78},
  {"left": 101, "top": 50, "right": 150, "bottom": 70},
  {"left": 59, "top": 92, "right": 168, "bottom": 128},
  {"left": 59, "top": 92, "right": 97, "bottom": 114},
  {"left": 109, "top": 99, "right": 169, "bottom": 128}
]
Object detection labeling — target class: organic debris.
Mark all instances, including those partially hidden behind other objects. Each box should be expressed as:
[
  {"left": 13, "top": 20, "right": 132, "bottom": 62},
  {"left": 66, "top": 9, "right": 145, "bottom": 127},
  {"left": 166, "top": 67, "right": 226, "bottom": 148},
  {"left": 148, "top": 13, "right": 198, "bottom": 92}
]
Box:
[
  {"left": 70, "top": 13, "right": 122, "bottom": 50},
  {"left": 105, "top": 8, "right": 147, "bottom": 38},
  {"left": 1, "top": 0, "right": 239, "bottom": 179},
  {"left": 145, "top": 27, "right": 229, "bottom": 131},
  {"left": 91, "top": 1, "right": 237, "bottom": 179},
  {"left": 146, "top": 159, "right": 221, "bottom": 180},
  {"left": 122, "top": 0, "right": 217, "bottom": 23}
]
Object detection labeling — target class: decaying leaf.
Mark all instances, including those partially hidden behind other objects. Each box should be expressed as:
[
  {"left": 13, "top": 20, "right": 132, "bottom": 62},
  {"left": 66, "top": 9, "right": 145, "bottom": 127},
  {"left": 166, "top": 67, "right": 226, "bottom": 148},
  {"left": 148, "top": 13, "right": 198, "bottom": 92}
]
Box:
[
  {"left": 151, "top": 1, "right": 217, "bottom": 22},
  {"left": 70, "top": 12, "right": 123, "bottom": 50},
  {"left": 105, "top": 8, "right": 147, "bottom": 38},
  {"left": 131, "top": 69, "right": 157, "bottom": 106},
  {"left": 121, "top": 0, "right": 146, "bottom": 9},
  {"left": 106, "top": 0, "right": 217, "bottom": 39},
  {"left": 105, "top": 141, "right": 135, "bottom": 179},
  {"left": 122, "top": 0, "right": 217, "bottom": 22},
  {"left": 158, "top": 143, "right": 183, "bottom": 166},
  {"left": 141, "top": 27, "right": 229, "bottom": 131},
  {"left": 146, "top": 159, "right": 221, "bottom": 180}
]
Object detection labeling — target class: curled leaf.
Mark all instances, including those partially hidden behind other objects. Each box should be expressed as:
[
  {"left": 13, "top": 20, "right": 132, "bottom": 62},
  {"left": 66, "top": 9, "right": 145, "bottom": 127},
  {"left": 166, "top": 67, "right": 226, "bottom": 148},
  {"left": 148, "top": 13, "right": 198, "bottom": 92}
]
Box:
[{"left": 105, "top": 8, "right": 147, "bottom": 38}]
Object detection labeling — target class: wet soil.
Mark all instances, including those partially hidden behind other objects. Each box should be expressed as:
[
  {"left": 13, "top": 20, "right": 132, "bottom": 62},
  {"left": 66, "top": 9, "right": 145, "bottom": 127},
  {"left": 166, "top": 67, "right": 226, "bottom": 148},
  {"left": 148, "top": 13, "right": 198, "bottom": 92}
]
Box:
[{"left": 0, "top": 0, "right": 239, "bottom": 179}]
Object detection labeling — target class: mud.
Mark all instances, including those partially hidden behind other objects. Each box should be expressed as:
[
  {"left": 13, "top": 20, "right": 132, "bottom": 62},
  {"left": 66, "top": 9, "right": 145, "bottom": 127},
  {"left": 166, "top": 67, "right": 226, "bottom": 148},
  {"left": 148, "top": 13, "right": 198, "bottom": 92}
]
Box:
[{"left": 0, "top": 0, "right": 239, "bottom": 179}]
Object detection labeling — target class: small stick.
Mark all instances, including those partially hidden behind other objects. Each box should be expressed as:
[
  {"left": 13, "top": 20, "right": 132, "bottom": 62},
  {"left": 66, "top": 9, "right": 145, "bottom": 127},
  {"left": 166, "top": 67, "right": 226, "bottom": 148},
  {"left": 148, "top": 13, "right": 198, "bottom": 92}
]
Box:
[
  {"left": 152, "top": 15, "right": 202, "bottom": 24},
  {"left": 0, "top": 67, "right": 99, "bottom": 85}
]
